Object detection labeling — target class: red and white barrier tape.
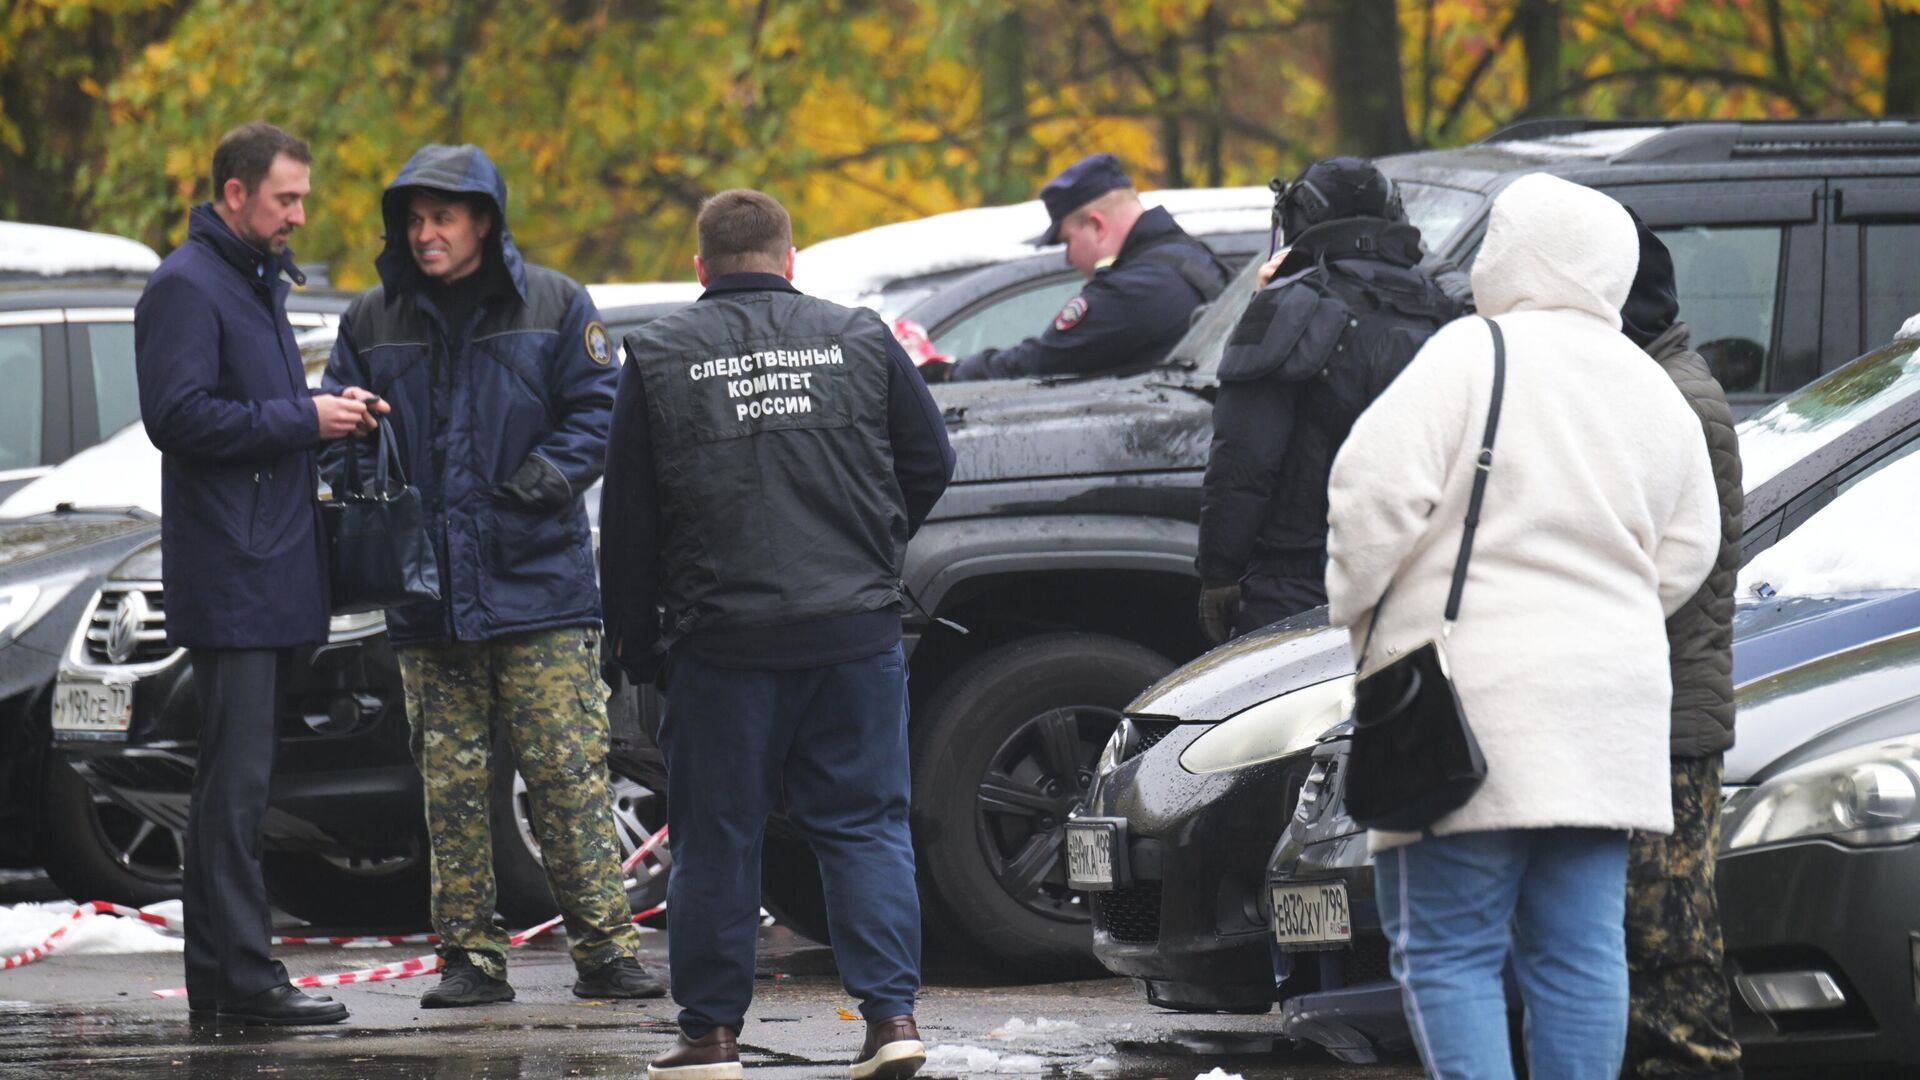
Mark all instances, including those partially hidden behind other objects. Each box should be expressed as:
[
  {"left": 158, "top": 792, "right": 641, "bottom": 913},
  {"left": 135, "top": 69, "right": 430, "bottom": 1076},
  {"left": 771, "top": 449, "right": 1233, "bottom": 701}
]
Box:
[
  {"left": 623, "top": 823, "right": 669, "bottom": 873},
  {"left": 1, "top": 901, "right": 173, "bottom": 970},
  {"left": 149, "top": 904, "right": 665, "bottom": 998}
]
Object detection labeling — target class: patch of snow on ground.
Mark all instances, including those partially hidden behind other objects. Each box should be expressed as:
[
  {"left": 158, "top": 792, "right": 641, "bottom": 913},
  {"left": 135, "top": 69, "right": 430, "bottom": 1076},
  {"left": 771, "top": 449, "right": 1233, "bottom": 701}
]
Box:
[
  {"left": 0, "top": 902, "right": 182, "bottom": 957},
  {"left": 990, "top": 1016, "right": 1080, "bottom": 1038},
  {"left": 922, "top": 1045, "right": 1048, "bottom": 1074},
  {"left": 1194, "top": 1070, "right": 1246, "bottom": 1080}
]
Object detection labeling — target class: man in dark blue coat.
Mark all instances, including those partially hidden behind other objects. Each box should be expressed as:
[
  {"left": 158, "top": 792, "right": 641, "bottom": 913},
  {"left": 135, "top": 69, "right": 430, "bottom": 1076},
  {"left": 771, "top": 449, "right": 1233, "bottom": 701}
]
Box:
[
  {"left": 135, "top": 121, "right": 382, "bottom": 1026},
  {"left": 921, "top": 153, "right": 1227, "bottom": 382},
  {"left": 324, "top": 143, "right": 661, "bottom": 1009}
]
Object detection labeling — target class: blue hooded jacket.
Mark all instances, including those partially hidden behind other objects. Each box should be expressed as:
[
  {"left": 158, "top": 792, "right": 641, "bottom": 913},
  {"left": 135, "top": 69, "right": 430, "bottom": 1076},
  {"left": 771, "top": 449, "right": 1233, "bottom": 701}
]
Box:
[{"left": 324, "top": 145, "right": 615, "bottom": 645}]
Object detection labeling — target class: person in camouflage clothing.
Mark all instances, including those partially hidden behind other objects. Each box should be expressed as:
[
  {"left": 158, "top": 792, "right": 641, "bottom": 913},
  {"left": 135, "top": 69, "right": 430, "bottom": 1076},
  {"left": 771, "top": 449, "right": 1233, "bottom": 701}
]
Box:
[
  {"left": 325, "top": 144, "right": 663, "bottom": 1007},
  {"left": 1619, "top": 210, "right": 1744, "bottom": 1079}
]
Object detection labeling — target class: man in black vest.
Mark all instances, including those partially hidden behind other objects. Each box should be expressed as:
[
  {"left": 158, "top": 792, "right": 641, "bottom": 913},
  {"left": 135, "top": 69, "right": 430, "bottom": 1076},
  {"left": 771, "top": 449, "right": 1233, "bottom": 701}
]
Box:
[
  {"left": 912, "top": 153, "right": 1228, "bottom": 382},
  {"left": 1197, "top": 157, "right": 1458, "bottom": 641},
  {"left": 602, "top": 190, "right": 954, "bottom": 1080}
]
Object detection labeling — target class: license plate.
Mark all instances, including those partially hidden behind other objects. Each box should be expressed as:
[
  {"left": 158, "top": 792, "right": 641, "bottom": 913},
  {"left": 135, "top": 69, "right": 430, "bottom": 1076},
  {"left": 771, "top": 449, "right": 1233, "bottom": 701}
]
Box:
[
  {"left": 51, "top": 678, "right": 134, "bottom": 739},
  {"left": 1065, "top": 819, "right": 1124, "bottom": 891},
  {"left": 1270, "top": 881, "right": 1351, "bottom": 946}
]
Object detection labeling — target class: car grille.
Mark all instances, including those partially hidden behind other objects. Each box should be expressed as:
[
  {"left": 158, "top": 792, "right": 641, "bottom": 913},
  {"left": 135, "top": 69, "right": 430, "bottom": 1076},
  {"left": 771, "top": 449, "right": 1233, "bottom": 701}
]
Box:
[
  {"left": 1092, "top": 881, "right": 1162, "bottom": 945},
  {"left": 1128, "top": 719, "right": 1181, "bottom": 762},
  {"left": 85, "top": 585, "right": 173, "bottom": 666}
]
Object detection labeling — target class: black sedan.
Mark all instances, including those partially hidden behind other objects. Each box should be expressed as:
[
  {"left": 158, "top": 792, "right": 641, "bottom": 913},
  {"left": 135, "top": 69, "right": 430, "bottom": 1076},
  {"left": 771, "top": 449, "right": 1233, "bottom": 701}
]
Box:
[{"left": 1077, "top": 330, "right": 1920, "bottom": 1069}]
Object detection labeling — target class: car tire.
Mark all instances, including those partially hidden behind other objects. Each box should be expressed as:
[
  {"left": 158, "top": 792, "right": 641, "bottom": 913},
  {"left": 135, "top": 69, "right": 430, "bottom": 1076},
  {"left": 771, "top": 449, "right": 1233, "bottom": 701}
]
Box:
[
  {"left": 36, "top": 758, "right": 182, "bottom": 907},
  {"left": 911, "top": 632, "right": 1174, "bottom": 979},
  {"left": 261, "top": 848, "right": 431, "bottom": 929},
  {"left": 489, "top": 757, "right": 671, "bottom": 928}
]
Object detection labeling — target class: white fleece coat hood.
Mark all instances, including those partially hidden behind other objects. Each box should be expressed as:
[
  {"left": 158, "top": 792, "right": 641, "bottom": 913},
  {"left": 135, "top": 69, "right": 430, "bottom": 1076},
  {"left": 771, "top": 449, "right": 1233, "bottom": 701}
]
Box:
[{"left": 1326, "top": 173, "right": 1719, "bottom": 848}]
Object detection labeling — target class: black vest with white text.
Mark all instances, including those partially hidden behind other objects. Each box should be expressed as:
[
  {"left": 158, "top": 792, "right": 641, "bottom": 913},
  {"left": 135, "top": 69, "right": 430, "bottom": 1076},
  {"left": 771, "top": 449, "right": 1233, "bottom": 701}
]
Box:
[{"left": 623, "top": 289, "right": 906, "bottom": 641}]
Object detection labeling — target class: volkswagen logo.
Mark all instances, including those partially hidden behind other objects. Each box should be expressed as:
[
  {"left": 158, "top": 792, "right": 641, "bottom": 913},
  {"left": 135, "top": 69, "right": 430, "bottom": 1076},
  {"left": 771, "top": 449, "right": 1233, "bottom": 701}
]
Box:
[{"left": 105, "top": 591, "right": 148, "bottom": 666}]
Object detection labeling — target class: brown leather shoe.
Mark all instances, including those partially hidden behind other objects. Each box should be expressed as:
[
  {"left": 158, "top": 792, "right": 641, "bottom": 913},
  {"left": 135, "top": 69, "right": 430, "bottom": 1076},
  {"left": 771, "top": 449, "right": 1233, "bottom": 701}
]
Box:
[
  {"left": 647, "top": 1027, "right": 742, "bottom": 1080},
  {"left": 850, "top": 1015, "right": 925, "bottom": 1080}
]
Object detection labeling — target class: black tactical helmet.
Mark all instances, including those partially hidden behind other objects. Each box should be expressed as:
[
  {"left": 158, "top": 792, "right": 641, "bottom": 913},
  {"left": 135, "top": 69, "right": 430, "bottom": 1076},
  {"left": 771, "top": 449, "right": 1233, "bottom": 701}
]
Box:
[{"left": 1272, "top": 156, "right": 1404, "bottom": 241}]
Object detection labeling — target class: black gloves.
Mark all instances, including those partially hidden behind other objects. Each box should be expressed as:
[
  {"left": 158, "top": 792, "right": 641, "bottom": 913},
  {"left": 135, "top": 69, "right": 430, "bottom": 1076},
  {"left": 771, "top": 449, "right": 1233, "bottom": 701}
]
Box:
[
  {"left": 493, "top": 454, "right": 572, "bottom": 512},
  {"left": 1198, "top": 584, "right": 1242, "bottom": 645}
]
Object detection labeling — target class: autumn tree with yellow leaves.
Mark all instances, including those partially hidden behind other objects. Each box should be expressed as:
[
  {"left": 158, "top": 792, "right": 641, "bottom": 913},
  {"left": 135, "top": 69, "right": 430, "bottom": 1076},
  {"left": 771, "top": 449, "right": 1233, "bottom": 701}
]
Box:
[{"left": 3, "top": 0, "right": 1918, "bottom": 287}]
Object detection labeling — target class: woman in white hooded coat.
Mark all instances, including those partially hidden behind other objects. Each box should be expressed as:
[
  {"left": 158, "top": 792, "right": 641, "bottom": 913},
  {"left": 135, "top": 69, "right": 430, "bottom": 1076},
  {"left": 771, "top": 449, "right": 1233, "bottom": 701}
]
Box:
[{"left": 1325, "top": 172, "right": 1720, "bottom": 1079}]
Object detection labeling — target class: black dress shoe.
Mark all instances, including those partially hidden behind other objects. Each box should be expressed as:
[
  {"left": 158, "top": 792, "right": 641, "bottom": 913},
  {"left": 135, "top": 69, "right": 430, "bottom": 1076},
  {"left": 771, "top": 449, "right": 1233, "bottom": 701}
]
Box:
[{"left": 214, "top": 983, "right": 349, "bottom": 1026}]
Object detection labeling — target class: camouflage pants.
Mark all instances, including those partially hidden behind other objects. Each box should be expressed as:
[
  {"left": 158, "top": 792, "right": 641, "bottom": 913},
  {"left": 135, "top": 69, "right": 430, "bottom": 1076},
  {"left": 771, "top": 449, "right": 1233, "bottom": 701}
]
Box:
[
  {"left": 1625, "top": 755, "right": 1743, "bottom": 1078},
  {"left": 397, "top": 626, "right": 641, "bottom": 980}
]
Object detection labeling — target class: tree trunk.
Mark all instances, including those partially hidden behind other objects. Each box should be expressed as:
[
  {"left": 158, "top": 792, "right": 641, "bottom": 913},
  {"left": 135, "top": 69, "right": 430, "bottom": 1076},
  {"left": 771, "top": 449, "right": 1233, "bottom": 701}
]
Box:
[
  {"left": 1327, "top": 0, "right": 1412, "bottom": 156},
  {"left": 1886, "top": 2, "right": 1920, "bottom": 115},
  {"left": 1200, "top": 5, "right": 1226, "bottom": 187},
  {"left": 977, "top": 9, "right": 1039, "bottom": 204},
  {"left": 1157, "top": 34, "right": 1187, "bottom": 187},
  {"left": 1515, "top": 0, "right": 1562, "bottom": 115}
]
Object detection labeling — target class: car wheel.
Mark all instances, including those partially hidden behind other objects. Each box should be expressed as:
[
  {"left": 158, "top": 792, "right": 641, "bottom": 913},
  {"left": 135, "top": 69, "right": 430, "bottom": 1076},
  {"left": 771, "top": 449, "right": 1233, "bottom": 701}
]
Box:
[
  {"left": 261, "top": 847, "right": 431, "bottom": 929},
  {"left": 760, "top": 819, "right": 831, "bottom": 944},
  {"left": 490, "top": 760, "right": 671, "bottom": 927},
  {"left": 911, "top": 632, "right": 1174, "bottom": 979},
  {"left": 36, "top": 758, "right": 183, "bottom": 906}
]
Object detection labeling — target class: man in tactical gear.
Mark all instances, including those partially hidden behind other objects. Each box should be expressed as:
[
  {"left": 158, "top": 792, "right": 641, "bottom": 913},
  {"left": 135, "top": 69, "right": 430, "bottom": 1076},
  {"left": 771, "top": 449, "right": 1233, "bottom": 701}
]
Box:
[
  {"left": 912, "top": 153, "right": 1229, "bottom": 382},
  {"left": 324, "top": 143, "right": 664, "bottom": 1008},
  {"left": 602, "top": 190, "right": 954, "bottom": 1080},
  {"left": 1196, "top": 157, "right": 1458, "bottom": 641}
]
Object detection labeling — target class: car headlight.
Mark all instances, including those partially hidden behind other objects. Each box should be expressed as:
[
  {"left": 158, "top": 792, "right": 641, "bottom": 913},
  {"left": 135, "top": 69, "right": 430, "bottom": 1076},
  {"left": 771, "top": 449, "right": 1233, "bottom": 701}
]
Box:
[
  {"left": 1178, "top": 675, "right": 1354, "bottom": 775},
  {"left": 0, "top": 573, "right": 85, "bottom": 643},
  {"left": 1722, "top": 735, "right": 1920, "bottom": 852}
]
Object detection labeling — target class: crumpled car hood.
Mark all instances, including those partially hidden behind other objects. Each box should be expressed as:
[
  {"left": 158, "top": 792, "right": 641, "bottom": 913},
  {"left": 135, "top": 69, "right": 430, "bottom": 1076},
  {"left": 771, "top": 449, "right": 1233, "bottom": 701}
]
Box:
[{"left": 934, "top": 376, "right": 1212, "bottom": 484}]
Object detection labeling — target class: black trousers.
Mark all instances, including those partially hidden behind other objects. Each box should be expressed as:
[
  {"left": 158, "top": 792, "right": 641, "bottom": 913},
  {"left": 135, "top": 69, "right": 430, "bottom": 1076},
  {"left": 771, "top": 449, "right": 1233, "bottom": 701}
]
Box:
[
  {"left": 184, "top": 648, "right": 290, "bottom": 1005},
  {"left": 1232, "top": 572, "right": 1328, "bottom": 637}
]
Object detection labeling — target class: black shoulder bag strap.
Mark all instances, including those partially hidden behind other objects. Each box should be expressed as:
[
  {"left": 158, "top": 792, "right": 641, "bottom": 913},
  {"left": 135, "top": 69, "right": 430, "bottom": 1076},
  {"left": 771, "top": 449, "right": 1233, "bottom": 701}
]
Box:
[
  {"left": 1354, "top": 315, "right": 1506, "bottom": 667},
  {"left": 1445, "top": 316, "right": 1507, "bottom": 623}
]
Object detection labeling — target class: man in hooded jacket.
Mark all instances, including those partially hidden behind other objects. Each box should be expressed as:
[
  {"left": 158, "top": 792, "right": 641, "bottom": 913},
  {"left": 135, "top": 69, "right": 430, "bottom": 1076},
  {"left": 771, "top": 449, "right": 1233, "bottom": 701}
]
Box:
[
  {"left": 324, "top": 144, "right": 662, "bottom": 1008},
  {"left": 1619, "top": 209, "right": 1746, "bottom": 1080},
  {"left": 1196, "top": 157, "right": 1458, "bottom": 641}
]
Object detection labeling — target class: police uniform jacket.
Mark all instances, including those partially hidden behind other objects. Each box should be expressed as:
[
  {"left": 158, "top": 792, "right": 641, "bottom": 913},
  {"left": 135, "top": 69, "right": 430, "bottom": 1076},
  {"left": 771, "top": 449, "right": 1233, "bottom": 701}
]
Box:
[
  {"left": 949, "top": 206, "right": 1227, "bottom": 380},
  {"left": 136, "top": 204, "right": 330, "bottom": 649},
  {"left": 323, "top": 145, "right": 615, "bottom": 645},
  {"left": 600, "top": 273, "right": 953, "bottom": 681},
  {"left": 1198, "top": 217, "right": 1457, "bottom": 588}
]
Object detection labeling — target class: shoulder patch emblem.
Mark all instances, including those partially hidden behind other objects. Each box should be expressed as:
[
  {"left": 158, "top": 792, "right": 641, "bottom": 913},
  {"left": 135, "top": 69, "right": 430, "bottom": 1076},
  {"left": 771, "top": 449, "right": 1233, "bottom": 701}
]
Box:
[
  {"left": 584, "top": 321, "right": 612, "bottom": 365},
  {"left": 1054, "top": 294, "right": 1089, "bottom": 332}
]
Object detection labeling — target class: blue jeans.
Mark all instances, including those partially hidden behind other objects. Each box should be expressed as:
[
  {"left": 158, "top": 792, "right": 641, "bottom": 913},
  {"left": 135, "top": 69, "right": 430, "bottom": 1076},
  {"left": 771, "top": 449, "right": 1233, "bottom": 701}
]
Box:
[
  {"left": 1377, "top": 828, "right": 1630, "bottom": 1079},
  {"left": 660, "top": 645, "right": 920, "bottom": 1036}
]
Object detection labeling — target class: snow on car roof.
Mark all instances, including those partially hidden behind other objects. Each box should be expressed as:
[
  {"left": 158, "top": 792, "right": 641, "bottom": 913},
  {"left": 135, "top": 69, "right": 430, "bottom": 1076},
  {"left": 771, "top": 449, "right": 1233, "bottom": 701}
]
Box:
[
  {"left": 587, "top": 281, "right": 704, "bottom": 310},
  {"left": 1479, "top": 127, "right": 1671, "bottom": 162},
  {"left": 794, "top": 186, "right": 1270, "bottom": 307},
  {"left": 0, "top": 221, "right": 160, "bottom": 277},
  {"left": 1739, "top": 449, "right": 1920, "bottom": 599}
]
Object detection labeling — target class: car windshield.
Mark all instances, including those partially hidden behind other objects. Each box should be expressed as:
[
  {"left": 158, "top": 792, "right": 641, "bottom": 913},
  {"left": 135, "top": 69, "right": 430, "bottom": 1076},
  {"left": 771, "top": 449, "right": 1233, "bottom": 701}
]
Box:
[
  {"left": 1164, "top": 179, "right": 1483, "bottom": 375},
  {"left": 1739, "top": 439, "right": 1920, "bottom": 600},
  {"left": 1737, "top": 338, "right": 1920, "bottom": 490}
]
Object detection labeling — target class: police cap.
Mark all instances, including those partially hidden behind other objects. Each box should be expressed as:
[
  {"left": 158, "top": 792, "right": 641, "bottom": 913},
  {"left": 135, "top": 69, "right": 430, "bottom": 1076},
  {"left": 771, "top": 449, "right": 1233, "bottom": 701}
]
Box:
[{"left": 1036, "top": 153, "right": 1133, "bottom": 246}]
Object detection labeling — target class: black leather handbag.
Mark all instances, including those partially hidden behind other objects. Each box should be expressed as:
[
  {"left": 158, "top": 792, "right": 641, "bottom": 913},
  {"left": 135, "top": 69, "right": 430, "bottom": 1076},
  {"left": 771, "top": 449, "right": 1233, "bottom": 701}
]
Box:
[
  {"left": 1344, "top": 317, "right": 1505, "bottom": 833},
  {"left": 322, "top": 418, "right": 442, "bottom": 615}
]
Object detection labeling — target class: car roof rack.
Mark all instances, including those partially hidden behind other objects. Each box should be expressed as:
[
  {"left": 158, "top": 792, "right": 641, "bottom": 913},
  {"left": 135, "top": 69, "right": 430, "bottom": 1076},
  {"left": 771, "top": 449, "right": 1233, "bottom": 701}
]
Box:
[{"left": 1477, "top": 117, "right": 1920, "bottom": 164}]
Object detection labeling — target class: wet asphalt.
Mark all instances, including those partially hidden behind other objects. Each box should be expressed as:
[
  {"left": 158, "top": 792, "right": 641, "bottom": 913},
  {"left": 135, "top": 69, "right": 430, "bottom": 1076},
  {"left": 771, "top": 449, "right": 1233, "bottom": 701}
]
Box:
[{"left": 0, "top": 870, "right": 1415, "bottom": 1080}]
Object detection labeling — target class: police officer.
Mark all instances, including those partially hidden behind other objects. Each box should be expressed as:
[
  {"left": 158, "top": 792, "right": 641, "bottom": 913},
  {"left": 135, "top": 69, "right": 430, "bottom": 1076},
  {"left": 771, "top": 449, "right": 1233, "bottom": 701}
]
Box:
[
  {"left": 1196, "top": 157, "right": 1458, "bottom": 641},
  {"left": 601, "top": 189, "right": 954, "bottom": 1080},
  {"left": 917, "top": 153, "right": 1228, "bottom": 382},
  {"left": 324, "top": 143, "right": 664, "bottom": 1007}
]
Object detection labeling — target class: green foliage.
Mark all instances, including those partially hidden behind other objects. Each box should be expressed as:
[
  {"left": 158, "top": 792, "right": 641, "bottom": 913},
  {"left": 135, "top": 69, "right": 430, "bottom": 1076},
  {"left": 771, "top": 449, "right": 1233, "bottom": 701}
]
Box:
[{"left": 0, "top": 1, "right": 1908, "bottom": 284}]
